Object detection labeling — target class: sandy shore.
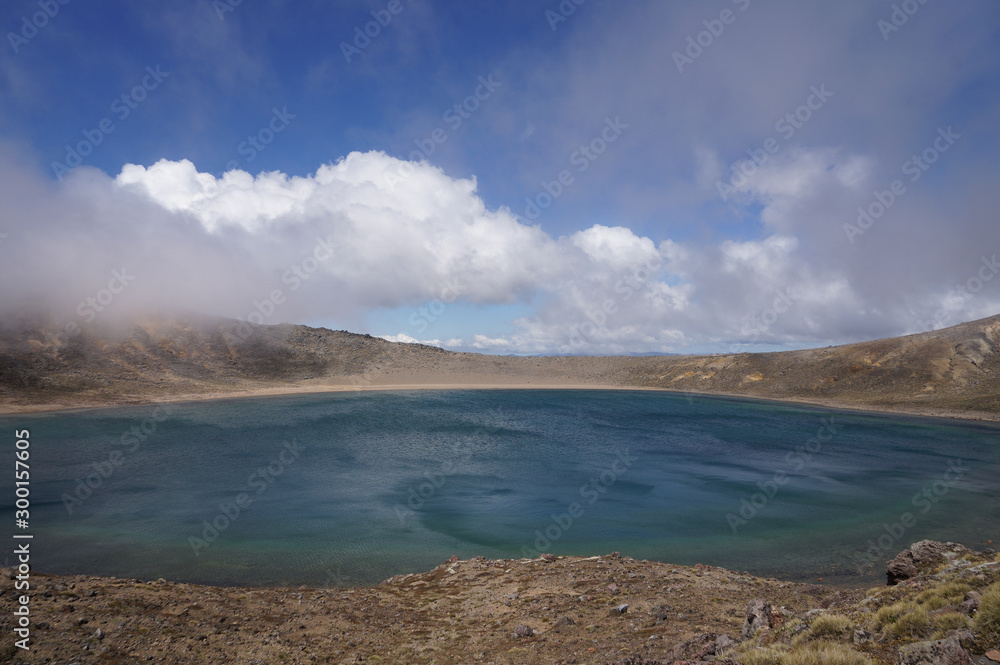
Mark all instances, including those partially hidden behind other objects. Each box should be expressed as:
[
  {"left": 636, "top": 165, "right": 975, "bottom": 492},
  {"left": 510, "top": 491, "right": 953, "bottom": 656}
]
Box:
[{"left": 3, "top": 379, "right": 999, "bottom": 424}]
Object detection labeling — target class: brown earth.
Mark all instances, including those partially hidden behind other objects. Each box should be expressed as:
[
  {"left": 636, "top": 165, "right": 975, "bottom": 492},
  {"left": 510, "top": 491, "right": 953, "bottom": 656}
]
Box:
[
  {"left": 1, "top": 312, "right": 999, "bottom": 420},
  {"left": 2, "top": 542, "right": 998, "bottom": 665},
  {"left": 4, "top": 554, "right": 807, "bottom": 664}
]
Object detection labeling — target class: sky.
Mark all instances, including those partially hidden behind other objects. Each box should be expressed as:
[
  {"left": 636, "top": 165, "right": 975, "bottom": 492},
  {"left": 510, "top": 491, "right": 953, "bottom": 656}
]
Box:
[{"left": 1, "top": 0, "right": 999, "bottom": 355}]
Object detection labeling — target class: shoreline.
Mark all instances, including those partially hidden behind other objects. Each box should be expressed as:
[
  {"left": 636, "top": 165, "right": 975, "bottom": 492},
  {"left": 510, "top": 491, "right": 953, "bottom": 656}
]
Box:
[
  {"left": 2, "top": 381, "right": 999, "bottom": 424},
  {"left": 20, "top": 553, "right": 879, "bottom": 593}
]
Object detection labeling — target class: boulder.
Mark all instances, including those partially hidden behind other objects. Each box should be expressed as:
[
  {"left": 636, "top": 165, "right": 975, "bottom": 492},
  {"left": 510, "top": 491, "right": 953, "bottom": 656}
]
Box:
[
  {"left": 715, "top": 634, "right": 738, "bottom": 654},
  {"left": 898, "top": 633, "right": 972, "bottom": 665},
  {"left": 650, "top": 603, "right": 673, "bottom": 621},
  {"left": 512, "top": 624, "right": 534, "bottom": 638},
  {"left": 958, "top": 590, "right": 980, "bottom": 615},
  {"left": 667, "top": 633, "right": 740, "bottom": 663},
  {"left": 742, "top": 598, "right": 773, "bottom": 640},
  {"left": 552, "top": 615, "right": 575, "bottom": 631},
  {"left": 670, "top": 632, "right": 718, "bottom": 661},
  {"left": 886, "top": 540, "right": 970, "bottom": 585}
]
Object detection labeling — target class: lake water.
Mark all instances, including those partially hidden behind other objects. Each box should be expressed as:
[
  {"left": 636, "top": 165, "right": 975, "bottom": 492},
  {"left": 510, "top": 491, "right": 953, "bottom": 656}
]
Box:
[{"left": 3, "top": 389, "right": 999, "bottom": 587}]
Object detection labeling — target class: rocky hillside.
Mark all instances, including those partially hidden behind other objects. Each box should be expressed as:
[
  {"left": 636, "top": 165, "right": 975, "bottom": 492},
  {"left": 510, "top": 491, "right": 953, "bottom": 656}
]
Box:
[
  {"left": 621, "top": 313, "right": 1000, "bottom": 417},
  {"left": 2, "top": 541, "right": 998, "bottom": 664},
  {"left": 1, "top": 312, "right": 999, "bottom": 419}
]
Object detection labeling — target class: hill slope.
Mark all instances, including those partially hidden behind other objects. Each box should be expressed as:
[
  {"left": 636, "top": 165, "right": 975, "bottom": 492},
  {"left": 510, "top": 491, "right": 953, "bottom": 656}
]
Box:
[{"left": 1, "top": 313, "right": 998, "bottom": 419}]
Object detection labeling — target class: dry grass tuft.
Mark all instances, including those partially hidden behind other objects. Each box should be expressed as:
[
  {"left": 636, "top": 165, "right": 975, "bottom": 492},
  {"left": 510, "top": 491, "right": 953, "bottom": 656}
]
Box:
[
  {"left": 975, "top": 581, "right": 1000, "bottom": 644},
  {"left": 915, "top": 581, "right": 970, "bottom": 610},
  {"left": 807, "top": 614, "right": 853, "bottom": 640},
  {"left": 733, "top": 641, "right": 872, "bottom": 665},
  {"left": 874, "top": 600, "right": 929, "bottom": 640}
]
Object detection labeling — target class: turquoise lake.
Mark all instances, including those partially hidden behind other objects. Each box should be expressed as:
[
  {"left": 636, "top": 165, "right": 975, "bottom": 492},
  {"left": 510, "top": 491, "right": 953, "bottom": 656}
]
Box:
[{"left": 3, "top": 389, "right": 999, "bottom": 587}]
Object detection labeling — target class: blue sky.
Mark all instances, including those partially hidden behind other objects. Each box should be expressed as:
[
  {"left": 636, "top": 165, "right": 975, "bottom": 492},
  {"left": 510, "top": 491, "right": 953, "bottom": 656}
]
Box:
[{"left": 2, "top": 1, "right": 1000, "bottom": 354}]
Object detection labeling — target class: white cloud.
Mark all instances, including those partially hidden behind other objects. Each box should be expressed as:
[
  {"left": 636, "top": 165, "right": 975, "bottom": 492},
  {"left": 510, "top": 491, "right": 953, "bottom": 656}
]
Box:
[
  {"left": 468, "top": 334, "right": 515, "bottom": 351},
  {"left": 380, "top": 332, "right": 445, "bottom": 347},
  {"left": 719, "top": 235, "right": 798, "bottom": 275},
  {"left": 2, "top": 146, "right": 998, "bottom": 355},
  {"left": 568, "top": 224, "right": 659, "bottom": 270},
  {"left": 111, "top": 152, "right": 564, "bottom": 308},
  {"left": 1, "top": 152, "right": 698, "bottom": 351}
]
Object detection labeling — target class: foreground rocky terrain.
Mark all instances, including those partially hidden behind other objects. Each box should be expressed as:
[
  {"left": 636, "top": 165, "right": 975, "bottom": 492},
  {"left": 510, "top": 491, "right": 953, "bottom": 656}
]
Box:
[
  {"left": 1, "top": 312, "right": 999, "bottom": 420},
  {"left": 1, "top": 541, "right": 998, "bottom": 664}
]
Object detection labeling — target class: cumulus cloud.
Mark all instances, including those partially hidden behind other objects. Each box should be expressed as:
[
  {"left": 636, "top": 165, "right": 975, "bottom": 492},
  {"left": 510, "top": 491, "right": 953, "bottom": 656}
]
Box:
[
  {"left": 0, "top": 147, "right": 997, "bottom": 355},
  {"left": 0, "top": 152, "right": 557, "bottom": 324}
]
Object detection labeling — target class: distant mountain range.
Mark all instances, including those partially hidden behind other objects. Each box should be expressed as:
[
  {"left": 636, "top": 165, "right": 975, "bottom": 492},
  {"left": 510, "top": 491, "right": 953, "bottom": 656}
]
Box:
[{"left": 1, "top": 312, "right": 998, "bottom": 419}]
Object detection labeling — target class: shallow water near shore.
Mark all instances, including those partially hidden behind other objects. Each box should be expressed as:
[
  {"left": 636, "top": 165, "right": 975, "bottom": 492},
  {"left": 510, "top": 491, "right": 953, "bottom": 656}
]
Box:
[{"left": 3, "top": 389, "right": 999, "bottom": 587}]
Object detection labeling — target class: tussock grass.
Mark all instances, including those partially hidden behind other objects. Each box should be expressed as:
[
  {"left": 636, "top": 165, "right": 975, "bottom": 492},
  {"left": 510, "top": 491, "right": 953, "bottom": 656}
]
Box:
[
  {"left": 874, "top": 600, "right": 929, "bottom": 640},
  {"left": 915, "top": 581, "right": 971, "bottom": 609},
  {"left": 807, "top": 614, "right": 853, "bottom": 640},
  {"left": 733, "top": 641, "right": 871, "bottom": 665},
  {"left": 783, "top": 642, "right": 872, "bottom": 665},
  {"left": 885, "top": 606, "right": 929, "bottom": 640},
  {"left": 930, "top": 611, "right": 971, "bottom": 639},
  {"left": 874, "top": 600, "right": 911, "bottom": 627},
  {"left": 736, "top": 647, "right": 786, "bottom": 665},
  {"left": 975, "top": 581, "right": 1000, "bottom": 644},
  {"left": 737, "top": 557, "right": 997, "bottom": 665}
]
